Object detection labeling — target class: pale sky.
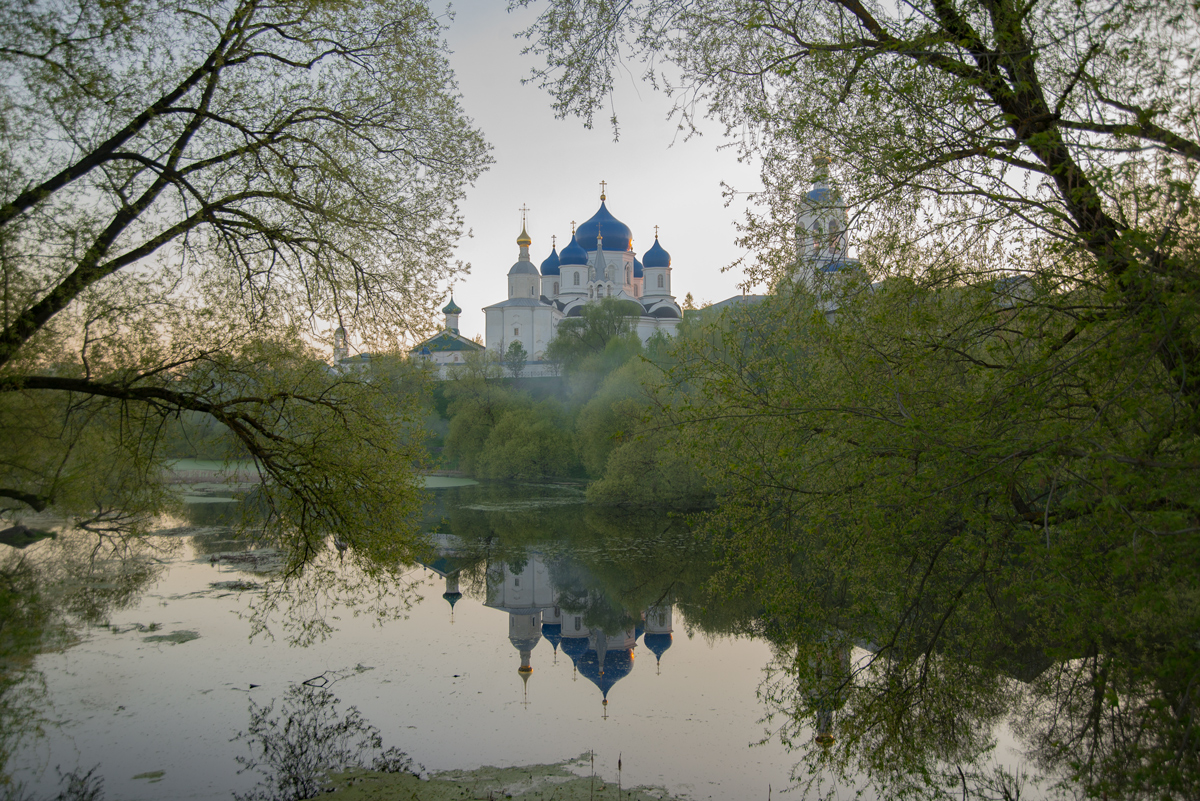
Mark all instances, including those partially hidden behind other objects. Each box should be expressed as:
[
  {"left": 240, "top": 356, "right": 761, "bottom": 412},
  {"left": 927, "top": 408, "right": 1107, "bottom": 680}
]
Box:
[{"left": 440, "top": 0, "right": 763, "bottom": 339}]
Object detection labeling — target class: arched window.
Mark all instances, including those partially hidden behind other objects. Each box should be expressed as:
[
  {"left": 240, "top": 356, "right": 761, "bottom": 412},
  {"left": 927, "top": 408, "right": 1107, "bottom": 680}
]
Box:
[
  {"left": 657, "top": 274, "right": 664, "bottom": 288},
  {"left": 573, "top": 272, "right": 580, "bottom": 286},
  {"left": 553, "top": 281, "right": 559, "bottom": 294},
  {"left": 530, "top": 285, "right": 534, "bottom": 296},
  {"left": 626, "top": 265, "right": 631, "bottom": 283},
  {"left": 589, "top": 286, "right": 593, "bottom": 298},
  {"left": 514, "top": 327, "right": 519, "bottom": 336},
  {"left": 607, "top": 285, "right": 611, "bottom": 297}
]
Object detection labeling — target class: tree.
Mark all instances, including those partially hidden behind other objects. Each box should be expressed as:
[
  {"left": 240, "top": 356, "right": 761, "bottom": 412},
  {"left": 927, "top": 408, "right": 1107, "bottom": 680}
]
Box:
[
  {"left": 651, "top": 276, "right": 1199, "bottom": 798},
  {"left": 503, "top": 340, "right": 528, "bottom": 380},
  {"left": 519, "top": 0, "right": 1200, "bottom": 398},
  {"left": 545, "top": 298, "right": 642, "bottom": 370},
  {"left": 520, "top": 1, "right": 1200, "bottom": 797},
  {"left": 0, "top": 0, "right": 490, "bottom": 559},
  {"left": 544, "top": 297, "right": 644, "bottom": 398}
]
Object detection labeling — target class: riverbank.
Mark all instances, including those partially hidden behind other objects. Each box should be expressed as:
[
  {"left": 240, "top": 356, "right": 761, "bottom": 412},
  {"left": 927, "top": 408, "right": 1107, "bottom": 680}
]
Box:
[{"left": 326, "top": 758, "right": 688, "bottom": 800}]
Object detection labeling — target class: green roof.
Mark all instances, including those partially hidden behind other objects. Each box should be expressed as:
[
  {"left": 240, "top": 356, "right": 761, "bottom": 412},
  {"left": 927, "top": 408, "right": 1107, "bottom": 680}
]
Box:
[{"left": 411, "top": 331, "right": 483, "bottom": 353}]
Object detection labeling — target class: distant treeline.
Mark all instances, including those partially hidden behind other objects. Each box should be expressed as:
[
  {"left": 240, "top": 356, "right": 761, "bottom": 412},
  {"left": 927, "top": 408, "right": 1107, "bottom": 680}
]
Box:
[{"left": 430, "top": 299, "right": 708, "bottom": 508}]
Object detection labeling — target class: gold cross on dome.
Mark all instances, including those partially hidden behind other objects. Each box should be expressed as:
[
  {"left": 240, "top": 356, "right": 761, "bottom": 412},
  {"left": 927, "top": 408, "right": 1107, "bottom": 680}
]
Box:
[
  {"left": 552, "top": 234, "right": 557, "bottom": 248},
  {"left": 519, "top": 204, "right": 530, "bottom": 226},
  {"left": 654, "top": 224, "right": 660, "bottom": 238},
  {"left": 571, "top": 220, "right": 576, "bottom": 234},
  {"left": 599, "top": 180, "right": 607, "bottom": 200}
]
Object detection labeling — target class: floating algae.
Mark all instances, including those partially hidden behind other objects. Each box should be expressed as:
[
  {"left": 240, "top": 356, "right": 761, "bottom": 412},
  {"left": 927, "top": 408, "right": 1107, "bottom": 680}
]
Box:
[
  {"left": 142, "top": 629, "right": 200, "bottom": 644},
  {"left": 325, "top": 757, "right": 686, "bottom": 801}
]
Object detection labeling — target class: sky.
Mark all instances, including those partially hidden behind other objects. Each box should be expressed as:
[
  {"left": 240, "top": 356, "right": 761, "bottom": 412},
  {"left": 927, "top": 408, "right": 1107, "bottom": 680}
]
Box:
[{"left": 438, "top": 0, "right": 764, "bottom": 339}]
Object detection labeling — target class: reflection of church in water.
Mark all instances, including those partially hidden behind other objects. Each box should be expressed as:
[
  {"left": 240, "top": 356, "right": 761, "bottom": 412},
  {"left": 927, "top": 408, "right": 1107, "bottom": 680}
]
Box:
[{"left": 427, "top": 547, "right": 673, "bottom": 713}]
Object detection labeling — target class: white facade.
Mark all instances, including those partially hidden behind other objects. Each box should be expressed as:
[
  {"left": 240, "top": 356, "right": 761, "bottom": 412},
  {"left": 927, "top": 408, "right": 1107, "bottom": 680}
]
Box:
[{"left": 483, "top": 196, "right": 683, "bottom": 355}]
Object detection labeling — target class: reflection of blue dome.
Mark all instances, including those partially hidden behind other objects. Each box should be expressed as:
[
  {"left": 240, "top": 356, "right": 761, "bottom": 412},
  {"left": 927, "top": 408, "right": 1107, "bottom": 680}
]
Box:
[
  {"left": 576, "top": 203, "right": 632, "bottom": 252},
  {"left": 644, "top": 632, "right": 673, "bottom": 663},
  {"left": 541, "top": 623, "right": 562, "bottom": 652},
  {"left": 633, "top": 258, "right": 643, "bottom": 278},
  {"left": 634, "top": 622, "right": 645, "bottom": 642},
  {"left": 561, "top": 636, "right": 589, "bottom": 665},
  {"left": 578, "top": 647, "right": 634, "bottom": 700},
  {"left": 442, "top": 297, "right": 461, "bottom": 314},
  {"left": 560, "top": 235, "right": 588, "bottom": 266},
  {"left": 643, "top": 238, "right": 670, "bottom": 268},
  {"left": 540, "top": 248, "right": 561, "bottom": 276},
  {"left": 442, "top": 591, "right": 462, "bottom": 609}
]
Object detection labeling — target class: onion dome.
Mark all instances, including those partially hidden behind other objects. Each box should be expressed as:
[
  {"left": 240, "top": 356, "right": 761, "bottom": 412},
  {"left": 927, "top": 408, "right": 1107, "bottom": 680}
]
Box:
[
  {"left": 442, "top": 297, "right": 461, "bottom": 315},
  {"left": 633, "top": 258, "right": 644, "bottom": 278},
  {"left": 540, "top": 247, "right": 561, "bottom": 276},
  {"left": 807, "top": 185, "right": 836, "bottom": 203},
  {"left": 560, "top": 635, "right": 589, "bottom": 667},
  {"left": 578, "top": 646, "right": 634, "bottom": 702},
  {"left": 516, "top": 225, "right": 532, "bottom": 248},
  {"left": 442, "top": 589, "right": 462, "bottom": 609},
  {"left": 576, "top": 202, "right": 632, "bottom": 252},
  {"left": 559, "top": 234, "right": 588, "bottom": 266},
  {"left": 643, "top": 237, "right": 671, "bottom": 268},
  {"left": 808, "top": 155, "right": 836, "bottom": 203},
  {"left": 541, "top": 622, "right": 562, "bottom": 653},
  {"left": 644, "top": 632, "right": 673, "bottom": 664}
]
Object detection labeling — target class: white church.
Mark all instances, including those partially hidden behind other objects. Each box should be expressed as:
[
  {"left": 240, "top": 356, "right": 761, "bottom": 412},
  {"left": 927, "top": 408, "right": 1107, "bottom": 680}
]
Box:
[
  {"left": 402, "top": 160, "right": 859, "bottom": 370},
  {"left": 482, "top": 192, "right": 683, "bottom": 360}
]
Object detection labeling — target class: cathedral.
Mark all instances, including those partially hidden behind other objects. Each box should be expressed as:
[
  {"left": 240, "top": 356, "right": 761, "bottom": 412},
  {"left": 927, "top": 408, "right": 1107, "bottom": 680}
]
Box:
[
  {"left": 483, "top": 191, "right": 683, "bottom": 360},
  {"left": 403, "top": 159, "right": 858, "bottom": 370}
]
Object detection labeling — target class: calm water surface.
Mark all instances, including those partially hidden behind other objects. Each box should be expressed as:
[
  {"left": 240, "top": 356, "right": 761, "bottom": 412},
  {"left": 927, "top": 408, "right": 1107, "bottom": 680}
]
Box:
[{"left": 9, "top": 482, "right": 856, "bottom": 801}]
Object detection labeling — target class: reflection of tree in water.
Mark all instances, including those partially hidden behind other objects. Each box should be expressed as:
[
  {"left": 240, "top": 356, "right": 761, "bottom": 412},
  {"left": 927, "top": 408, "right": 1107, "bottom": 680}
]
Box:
[
  {"left": 232, "top": 682, "right": 418, "bottom": 801},
  {"left": 1, "top": 533, "right": 167, "bottom": 788},
  {"left": 1, "top": 551, "right": 50, "bottom": 790}
]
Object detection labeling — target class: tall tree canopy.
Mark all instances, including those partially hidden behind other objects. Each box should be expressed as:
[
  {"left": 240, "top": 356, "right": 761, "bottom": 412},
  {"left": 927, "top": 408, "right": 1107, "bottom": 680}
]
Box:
[
  {"left": 0, "top": 0, "right": 490, "bottom": 561},
  {"left": 519, "top": 0, "right": 1200, "bottom": 798}
]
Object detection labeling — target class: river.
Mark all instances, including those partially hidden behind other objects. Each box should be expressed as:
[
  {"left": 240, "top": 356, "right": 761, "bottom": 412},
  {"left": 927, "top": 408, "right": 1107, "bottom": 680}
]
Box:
[{"left": 5, "top": 480, "right": 874, "bottom": 801}]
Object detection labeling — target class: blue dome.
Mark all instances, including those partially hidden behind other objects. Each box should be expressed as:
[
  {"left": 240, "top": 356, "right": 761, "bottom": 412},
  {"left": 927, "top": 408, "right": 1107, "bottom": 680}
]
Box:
[
  {"left": 560, "top": 636, "right": 589, "bottom": 665},
  {"left": 643, "top": 238, "right": 671, "bottom": 268},
  {"left": 806, "top": 186, "right": 836, "bottom": 204},
  {"left": 559, "top": 234, "right": 588, "bottom": 266},
  {"left": 576, "top": 202, "right": 632, "bottom": 252},
  {"left": 644, "top": 632, "right": 673, "bottom": 662},
  {"left": 541, "top": 623, "right": 562, "bottom": 652},
  {"left": 442, "top": 590, "right": 462, "bottom": 609},
  {"left": 540, "top": 248, "right": 560, "bottom": 276},
  {"left": 578, "top": 647, "right": 634, "bottom": 700},
  {"left": 633, "top": 258, "right": 643, "bottom": 278}
]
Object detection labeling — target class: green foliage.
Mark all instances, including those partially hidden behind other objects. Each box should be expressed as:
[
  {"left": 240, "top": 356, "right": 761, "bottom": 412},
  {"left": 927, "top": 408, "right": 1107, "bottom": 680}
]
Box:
[
  {"left": 575, "top": 358, "right": 707, "bottom": 506},
  {"left": 521, "top": 0, "right": 1200, "bottom": 795},
  {"left": 476, "top": 401, "right": 581, "bottom": 479},
  {"left": 660, "top": 274, "right": 1200, "bottom": 798},
  {"left": 503, "top": 341, "right": 528, "bottom": 380},
  {"left": 0, "top": 0, "right": 489, "bottom": 565},
  {"left": 545, "top": 298, "right": 643, "bottom": 374}
]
